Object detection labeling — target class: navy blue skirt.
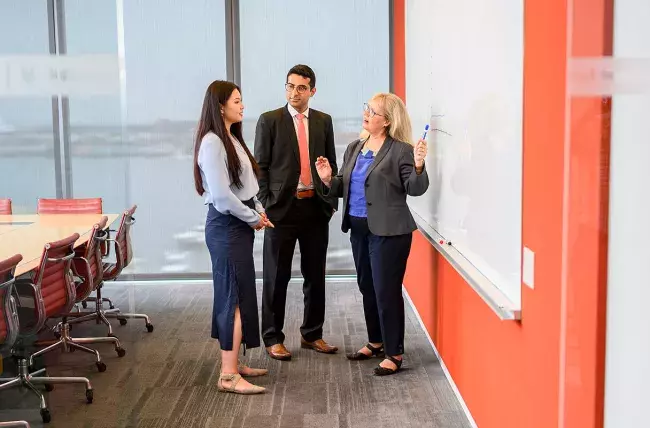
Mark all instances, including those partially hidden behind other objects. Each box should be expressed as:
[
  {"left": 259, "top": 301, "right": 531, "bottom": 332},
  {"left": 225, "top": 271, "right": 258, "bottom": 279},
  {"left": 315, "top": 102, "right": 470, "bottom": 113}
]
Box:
[{"left": 205, "top": 202, "right": 260, "bottom": 351}]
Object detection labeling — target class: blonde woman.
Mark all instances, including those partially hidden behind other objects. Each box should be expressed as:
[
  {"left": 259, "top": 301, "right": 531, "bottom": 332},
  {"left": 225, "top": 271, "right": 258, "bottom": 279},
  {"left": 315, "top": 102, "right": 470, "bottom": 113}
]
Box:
[{"left": 315, "top": 93, "right": 428, "bottom": 376}]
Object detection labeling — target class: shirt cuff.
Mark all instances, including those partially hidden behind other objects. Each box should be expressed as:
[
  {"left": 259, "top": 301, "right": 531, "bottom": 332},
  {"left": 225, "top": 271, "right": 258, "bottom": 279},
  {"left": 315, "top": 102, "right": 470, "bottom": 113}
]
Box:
[
  {"left": 254, "top": 199, "right": 265, "bottom": 214},
  {"left": 246, "top": 210, "right": 262, "bottom": 227}
]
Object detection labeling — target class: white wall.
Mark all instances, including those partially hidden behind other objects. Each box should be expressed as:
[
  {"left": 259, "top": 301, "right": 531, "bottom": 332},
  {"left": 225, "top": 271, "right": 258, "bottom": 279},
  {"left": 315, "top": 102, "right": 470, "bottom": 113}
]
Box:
[{"left": 604, "top": 0, "right": 650, "bottom": 425}]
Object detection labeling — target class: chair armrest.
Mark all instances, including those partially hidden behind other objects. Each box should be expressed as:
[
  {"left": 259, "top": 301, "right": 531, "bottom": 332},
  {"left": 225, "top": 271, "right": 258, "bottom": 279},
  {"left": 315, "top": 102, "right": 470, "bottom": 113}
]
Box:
[
  {"left": 72, "top": 256, "right": 94, "bottom": 291},
  {"left": 46, "top": 252, "right": 74, "bottom": 263},
  {"left": 101, "top": 238, "right": 122, "bottom": 261},
  {"left": 13, "top": 278, "right": 47, "bottom": 336}
]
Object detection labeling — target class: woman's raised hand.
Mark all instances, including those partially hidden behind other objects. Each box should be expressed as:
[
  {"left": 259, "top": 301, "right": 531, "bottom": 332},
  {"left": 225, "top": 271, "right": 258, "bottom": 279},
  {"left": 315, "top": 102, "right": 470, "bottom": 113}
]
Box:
[{"left": 414, "top": 139, "right": 428, "bottom": 168}]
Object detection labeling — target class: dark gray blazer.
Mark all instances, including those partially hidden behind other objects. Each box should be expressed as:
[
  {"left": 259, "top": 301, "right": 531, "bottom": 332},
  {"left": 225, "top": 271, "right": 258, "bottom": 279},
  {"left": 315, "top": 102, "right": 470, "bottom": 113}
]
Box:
[
  {"left": 254, "top": 106, "right": 338, "bottom": 222},
  {"left": 324, "top": 136, "right": 429, "bottom": 236}
]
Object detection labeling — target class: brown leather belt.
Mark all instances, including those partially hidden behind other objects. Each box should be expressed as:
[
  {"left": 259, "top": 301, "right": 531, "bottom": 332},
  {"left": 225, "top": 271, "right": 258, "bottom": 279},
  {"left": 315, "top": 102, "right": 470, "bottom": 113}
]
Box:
[{"left": 296, "top": 189, "right": 315, "bottom": 199}]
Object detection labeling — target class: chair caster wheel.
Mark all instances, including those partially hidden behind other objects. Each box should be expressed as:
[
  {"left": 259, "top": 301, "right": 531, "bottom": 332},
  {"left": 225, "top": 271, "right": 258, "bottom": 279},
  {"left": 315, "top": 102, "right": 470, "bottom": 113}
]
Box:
[
  {"left": 96, "top": 361, "right": 107, "bottom": 372},
  {"left": 86, "top": 388, "right": 94, "bottom": 404},
  {"left": 41, "top": 408, "right": 51, "bottom": 423},
  {"left": 119, "top": 318, "right": 128, "bottom": 326},
  {"left": 146, "top": 323, "right": 154, "bottom": 333},
  {"left": 116, "top": 347, "right": 126, "bottom": 358}
]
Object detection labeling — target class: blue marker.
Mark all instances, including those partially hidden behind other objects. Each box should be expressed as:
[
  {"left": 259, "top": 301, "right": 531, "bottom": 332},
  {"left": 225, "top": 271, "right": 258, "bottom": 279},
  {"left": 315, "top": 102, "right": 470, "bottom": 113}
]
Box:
[{"left": 421, "top": 124, "right": 430, "bottom": 140}]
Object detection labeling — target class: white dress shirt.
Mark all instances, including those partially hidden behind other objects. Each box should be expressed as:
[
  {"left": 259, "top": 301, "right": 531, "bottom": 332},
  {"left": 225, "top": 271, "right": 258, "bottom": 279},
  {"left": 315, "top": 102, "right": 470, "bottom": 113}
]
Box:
[
  {"left": 198, "top": 132, "right": 263, "bottom": 226},
  {"left": 287, "top": 104, "right": 314, "bottom": 191}
]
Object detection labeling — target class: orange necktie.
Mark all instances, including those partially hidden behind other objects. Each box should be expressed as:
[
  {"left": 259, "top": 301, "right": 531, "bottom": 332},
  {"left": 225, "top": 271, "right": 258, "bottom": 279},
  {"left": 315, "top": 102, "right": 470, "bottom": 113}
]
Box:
[{"left": 296, "top": 113, "right": 312, "bottom": 187}]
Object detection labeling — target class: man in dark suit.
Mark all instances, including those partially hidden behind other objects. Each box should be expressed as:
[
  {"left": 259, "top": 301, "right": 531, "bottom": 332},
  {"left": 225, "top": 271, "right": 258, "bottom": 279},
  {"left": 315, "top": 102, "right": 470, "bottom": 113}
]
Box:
[{"left": 254, "top": 64, "right": 339, "bottom": 360}]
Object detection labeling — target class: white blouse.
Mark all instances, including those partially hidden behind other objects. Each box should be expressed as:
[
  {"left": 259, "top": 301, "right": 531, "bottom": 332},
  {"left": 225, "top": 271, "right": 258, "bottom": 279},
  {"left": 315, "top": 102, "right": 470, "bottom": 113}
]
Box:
[{"left": 198, "top": 132, "right": 263, "bottom": 226}]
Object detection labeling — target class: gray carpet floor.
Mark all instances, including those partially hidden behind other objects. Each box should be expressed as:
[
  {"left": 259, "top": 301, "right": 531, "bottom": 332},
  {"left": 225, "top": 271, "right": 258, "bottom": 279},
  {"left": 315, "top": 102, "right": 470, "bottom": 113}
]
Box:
[{"left": 0, "top": 280, "right": 471, "bottom": 428}]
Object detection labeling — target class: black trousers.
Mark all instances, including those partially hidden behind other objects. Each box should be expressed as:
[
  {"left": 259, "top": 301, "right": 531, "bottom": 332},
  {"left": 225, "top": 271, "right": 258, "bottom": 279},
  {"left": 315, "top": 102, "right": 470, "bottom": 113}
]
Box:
[
  {"left": 349, "top": 215, "right": 412, "bottom": 356},
  {"left": 261, "top": 198, "right": 329, "bottom": 346}
]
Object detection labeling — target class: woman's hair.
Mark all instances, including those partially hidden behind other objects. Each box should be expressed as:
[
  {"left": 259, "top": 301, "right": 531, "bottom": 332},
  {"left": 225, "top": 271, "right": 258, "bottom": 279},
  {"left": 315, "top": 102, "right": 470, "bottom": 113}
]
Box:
[
  {"left": 360, "top": 93, "right": 414, "bottom": 145},
  {"left": 193, "top": 80, "right": 259, "bottom": 195}
]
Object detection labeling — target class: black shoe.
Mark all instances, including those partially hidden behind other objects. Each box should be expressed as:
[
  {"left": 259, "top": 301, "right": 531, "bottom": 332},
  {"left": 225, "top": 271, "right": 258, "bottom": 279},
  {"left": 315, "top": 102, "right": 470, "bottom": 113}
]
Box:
[
  {"left": 373, "top": 356, "right": 403, "bottom": 376},
  {"left": 346, "top": 343, "right": 385, "bottom": 361}
]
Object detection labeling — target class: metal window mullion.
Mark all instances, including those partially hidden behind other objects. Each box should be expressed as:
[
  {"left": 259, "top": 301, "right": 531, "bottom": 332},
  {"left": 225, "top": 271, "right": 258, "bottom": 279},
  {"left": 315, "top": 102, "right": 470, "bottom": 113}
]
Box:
[
  {"left": 54, "top": 0, "right": 73, "bottom": 198},
  {"left": 225, "top": 0, "right": 241, "bottom": 85},
  {"left": 47, "top": 0, "right": 64, "bottom": 198}
]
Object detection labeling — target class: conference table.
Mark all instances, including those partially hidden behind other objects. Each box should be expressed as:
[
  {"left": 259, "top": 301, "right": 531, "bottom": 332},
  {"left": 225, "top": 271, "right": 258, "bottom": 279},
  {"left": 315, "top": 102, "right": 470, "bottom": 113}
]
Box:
[{"left": 0, "top": 214, "right": 119, "bottom": 277}]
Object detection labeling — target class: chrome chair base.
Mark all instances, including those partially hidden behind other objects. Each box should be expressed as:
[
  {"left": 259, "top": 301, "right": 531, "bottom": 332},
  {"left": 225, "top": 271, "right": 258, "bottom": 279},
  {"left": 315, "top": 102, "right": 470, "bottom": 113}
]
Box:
[
  {"left": 82, "top": 296, "right": 114, "bottom": 309},
  {"left": 32, "top": 322, "right": 125, "bottom": 372},
  {"left": 0, "top": 421, "right": 31, "bottom": 428},
  {"left": 71, "top": 286, "right": 154, "bottom": 334},
  {"left": 65, "top": 307, "right": 121, "bottom": 337},
  {"left": 0, "top": 357, "right": 93, "bottom": 423}
]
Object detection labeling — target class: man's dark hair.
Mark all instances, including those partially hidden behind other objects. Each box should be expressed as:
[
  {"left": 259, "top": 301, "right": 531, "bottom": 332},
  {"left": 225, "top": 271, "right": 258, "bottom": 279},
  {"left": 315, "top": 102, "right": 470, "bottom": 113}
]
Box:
[{"left": 287, "top": 64, "right": 316, "bottom": 88}]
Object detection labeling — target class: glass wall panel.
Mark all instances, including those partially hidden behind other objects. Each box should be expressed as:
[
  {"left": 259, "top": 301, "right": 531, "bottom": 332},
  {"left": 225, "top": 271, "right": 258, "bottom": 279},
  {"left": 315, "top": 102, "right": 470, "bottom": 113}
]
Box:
[
  {"left": 2, "top": 0, "right": 389, "bottom": 276},
  {"left": 240, "top": 0, "right": 390, "bottom": 274},
  {"left": 0, "top": 2, "right": 57, "bottom": 213},
  {"left": 64, "top": 0, "right": 227, "bottom": 274}
]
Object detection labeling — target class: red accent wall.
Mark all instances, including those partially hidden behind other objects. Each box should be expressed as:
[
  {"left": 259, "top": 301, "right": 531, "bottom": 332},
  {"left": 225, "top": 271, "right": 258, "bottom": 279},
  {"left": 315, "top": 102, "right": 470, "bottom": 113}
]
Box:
[
  {"left": 395, "top": 0, "right": 612, "bottom": 426},
  {"left": 392, "top": 0, "right": 406, "bottom": 100}
]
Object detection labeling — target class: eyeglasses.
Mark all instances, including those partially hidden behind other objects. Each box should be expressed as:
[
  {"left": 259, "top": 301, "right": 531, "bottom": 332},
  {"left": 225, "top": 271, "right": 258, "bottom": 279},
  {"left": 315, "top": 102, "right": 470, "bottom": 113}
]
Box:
[
  {"left": 285, "top": 83, "right": 310, "bottom": 94},
  {"left": 363, "top": 103, "right": 384, "bottom": 118}
]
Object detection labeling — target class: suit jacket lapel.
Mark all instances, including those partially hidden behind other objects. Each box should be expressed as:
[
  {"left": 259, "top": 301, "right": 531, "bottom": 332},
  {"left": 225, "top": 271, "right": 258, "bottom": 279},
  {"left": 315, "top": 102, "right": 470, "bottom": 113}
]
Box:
[
  {"left": 365, "top": 136, "right": 393, "bottom": 180},
  {"left": 344, "top": 139, "right": 364, "bottom": 187},
  {"left": 282, "top": 106, "right": 300, "bottom": 163}
]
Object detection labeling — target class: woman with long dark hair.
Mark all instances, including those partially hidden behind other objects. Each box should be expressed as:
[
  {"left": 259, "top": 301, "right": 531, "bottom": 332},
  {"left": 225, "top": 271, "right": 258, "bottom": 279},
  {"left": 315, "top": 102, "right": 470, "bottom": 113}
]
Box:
[{"left": 194, "top": 80, "right": 273, "bottom": 394}]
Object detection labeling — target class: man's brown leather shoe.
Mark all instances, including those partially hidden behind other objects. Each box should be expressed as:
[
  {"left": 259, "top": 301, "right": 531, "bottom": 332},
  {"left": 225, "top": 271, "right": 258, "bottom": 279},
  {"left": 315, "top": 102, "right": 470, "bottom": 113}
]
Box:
[
  {"left": 266, "top": 344, "right": 292, "bottom": 361},
  {"left": 300, "top": 338, "right": 338, "bottom": 354}
]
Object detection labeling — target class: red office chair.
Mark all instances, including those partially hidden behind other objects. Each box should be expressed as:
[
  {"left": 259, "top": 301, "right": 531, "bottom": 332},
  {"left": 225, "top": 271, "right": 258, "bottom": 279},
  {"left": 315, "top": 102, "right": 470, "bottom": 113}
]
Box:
[
  {"left": 67, "top": 213, "right": 144, "bottom": 337},
  {"left": 25, "top": 223, "right": 126, "bottom": 371},
  {"left": 78, "top": 205, "right": 153, "bottom": 332},
  {"left": 0, "top": 255, "right": 22, "bottom": 354},
  {"left": 0, "top": 198, "right": 12, "bottom": 215},
  {"left": 36, "top": 198, "right": 102, "bottom": 215},
  {"left": 36, "top": 196, "right": 111, "bottom": 266},
  {"left": 103, "top": 205, "right": 138, "bottom": 279},
  {"left": 0, "top": 252, "right": 93, "bottom": 424}
]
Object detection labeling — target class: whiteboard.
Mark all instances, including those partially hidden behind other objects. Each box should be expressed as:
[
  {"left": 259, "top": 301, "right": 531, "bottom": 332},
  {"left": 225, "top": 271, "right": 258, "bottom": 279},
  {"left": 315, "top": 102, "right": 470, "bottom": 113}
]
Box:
[{"left": 405, "top": 0, "right": 524, "bottom": 305}]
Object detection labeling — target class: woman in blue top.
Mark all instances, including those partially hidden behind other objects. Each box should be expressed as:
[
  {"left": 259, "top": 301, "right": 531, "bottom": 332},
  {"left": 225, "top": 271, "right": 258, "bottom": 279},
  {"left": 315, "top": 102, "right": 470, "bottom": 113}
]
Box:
[
  {"left": 194, "top": 80, "right": 273, "bottom": 394},
  {"left": 315, "top": 93, "right": 429, "bottom": 376}
]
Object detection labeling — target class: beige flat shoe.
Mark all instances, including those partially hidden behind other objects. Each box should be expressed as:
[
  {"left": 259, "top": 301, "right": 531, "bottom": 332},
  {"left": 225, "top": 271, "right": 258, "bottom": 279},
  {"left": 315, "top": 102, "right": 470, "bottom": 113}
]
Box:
[
  {"left": 238, "top": 361, "right": 269, "bottom": 377},
  {"left": 218, "top": 373, "right": 266, "bottom": 395}
]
